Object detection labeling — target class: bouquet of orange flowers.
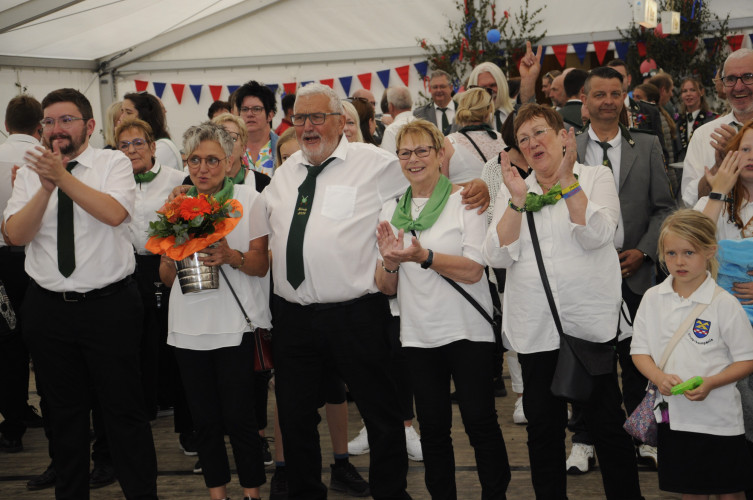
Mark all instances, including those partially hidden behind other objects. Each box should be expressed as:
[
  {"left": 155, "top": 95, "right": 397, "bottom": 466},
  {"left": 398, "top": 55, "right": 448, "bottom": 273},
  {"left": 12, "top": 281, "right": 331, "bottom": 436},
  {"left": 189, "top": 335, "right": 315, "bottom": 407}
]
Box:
[{"left": 145, "top": 193, "right": 242, "bottom": 261}]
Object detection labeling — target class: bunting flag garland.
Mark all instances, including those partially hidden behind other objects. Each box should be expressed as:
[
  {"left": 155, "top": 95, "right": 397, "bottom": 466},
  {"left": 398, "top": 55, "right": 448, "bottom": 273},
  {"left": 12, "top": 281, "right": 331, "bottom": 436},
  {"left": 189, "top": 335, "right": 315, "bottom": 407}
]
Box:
[
  {"left": 376, "top": 69, "right": 390, "bottom": 89},
  {"left": 703, "top": 37, "right": 720, "bottom": 57},
  {"left": 209, "top": 85, "right": 223, "bottom": 101},
  {"left": 266, "top": 84, "right": 279, "bottom": 94},
  {"left": 283, "top": 82, "right": 297, "bottom": 95},
  {"left": 153, "top": 82, "right": 166, "bottom": 99},
  {"left": 190, "top": 84, "right": 202, "bottom": 104},
  {"left": 637, "top": 41, "right": 647, "bottom": 57},
  {"left": 301, "top": 81, "right": 314, "bottom": 87},
  {"left": 357, "top": 72, "right": 371, "bottom": 90},
  {"left": 395, "top": 65, "right": 410, "bottom": 86},
  {"left": 320, "top": 79, "right": 334, "bottom": 89},
  {"left": 572, "top": 42, "right": 588, "bottom": 63},
  {"left": 614, "top": 41, "right": 629, "bottom": 60},
  {"left": 227, "top": 84, "right": 240, "bottom": 95},
  {"left": 728, "top": 34, "right": 744, "bottom": 52},
  {"left": 682, "top": 39, "right": 698, "bottom": 54},
  {"left": 552, "top": 44, "right": 568, "bottom": 67},
  {"left": 414, "top": 61, "right": 429, "bottom": 79},
  {"left": 339, "top": 76, "right": 352, "bottom": 97},
  {"left": 171, "top": 83, "right": 185, "bottom": 104},
  {"left": 593, "top": 41, "right": 610, "bottom": 64},
  {"left": 135, "top": 80, "right": 149, "bottom": 92}
]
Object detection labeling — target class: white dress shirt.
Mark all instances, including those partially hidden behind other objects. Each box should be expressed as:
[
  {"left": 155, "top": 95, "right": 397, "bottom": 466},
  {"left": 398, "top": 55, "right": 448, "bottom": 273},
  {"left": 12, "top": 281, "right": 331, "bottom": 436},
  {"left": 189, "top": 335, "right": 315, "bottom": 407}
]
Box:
[
  {"left": 380, "top": 111, "right": 417, "bottom": 156},
  {"left": 434, "top": 100, "right": 456, "bottom": 128},
  {"left": 130, "top": 163, "right": 186, "bottom": 254},
  {"left": 482, "top": 163, "right": 621, "bottom": 353},
  {"left": 681, "top": 113, "right": 742, "bottom": 207},
  {"left": 4, "top": 145, "right": 136, "bottom": 292},
  {"left": 631, "top": 274, "right": 753, "bottom": 436},
  {"left": 155, "top": 138, "right": 184, "bottom": 171},
  {"left": 0, "top": 134, "right": 40, "bottom": 246},
  {"left": 262, "top": 136, "right": 407, "bottom": 305},
  {"left": 584, "top": 126, "right": 625, "bottom": 249}
]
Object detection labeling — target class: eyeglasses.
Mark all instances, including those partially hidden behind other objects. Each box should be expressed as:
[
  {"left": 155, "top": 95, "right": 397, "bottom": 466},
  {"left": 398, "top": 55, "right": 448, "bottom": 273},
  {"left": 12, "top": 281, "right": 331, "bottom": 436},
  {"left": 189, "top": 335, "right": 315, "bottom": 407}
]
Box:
[
  {"left": 186, "top": 156, "right": 226, "bottom": 169},
  {"left": 468, "top": 85, "right": 495, "bottom": 96},
  {"left": 721, "top": 73, "right": 753, "bottom": 87},
  {"left": 224, "top": 130, "right": 241, "bottom": 142},
  {"left": 40, "top": 116, "right": 85, "bottom": 129},
  {"left": 239, "top": 106, "right": 265, "bottom": 115},
  {"left": 396, "top": 146, "right": 436, "bottom": 160},
  {"left": 517, "top": 127, "right": 552, "bottom": 148},
  {"left": 291, "top": 112, "right": 342, "bottom": 126},
  {"left": 118, "top": 138, "right": 148, "bottom": 151}
]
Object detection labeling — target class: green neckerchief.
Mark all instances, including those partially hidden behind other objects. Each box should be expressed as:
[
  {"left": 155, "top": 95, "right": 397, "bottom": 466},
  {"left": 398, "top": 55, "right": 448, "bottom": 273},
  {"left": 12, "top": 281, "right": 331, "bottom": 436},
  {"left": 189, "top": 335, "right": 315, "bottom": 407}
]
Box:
[
  {"left": 187, "top": 176, "right": 234, "bottom": 203},
  {"left": 524, "top": 174, "right": 579, "bottom": 213},
  {"left": 458, "top": 123, "right": 496, "bottom": 139},
  {"left": 391, "top": 175, "right": 452, "bottom": 231},
  {"left": 134, "top": 165, "right": 159, "bottom": 184},
  {"left": 230, "top": 166, "right": 246, "bottom": 185}
]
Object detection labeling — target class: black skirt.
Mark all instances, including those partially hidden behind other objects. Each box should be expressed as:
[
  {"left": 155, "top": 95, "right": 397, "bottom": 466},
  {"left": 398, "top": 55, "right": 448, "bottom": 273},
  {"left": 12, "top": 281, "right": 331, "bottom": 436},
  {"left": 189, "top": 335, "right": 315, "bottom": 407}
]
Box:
[{"left": 657, "top": 423, "right": 753, "bottom": 495}]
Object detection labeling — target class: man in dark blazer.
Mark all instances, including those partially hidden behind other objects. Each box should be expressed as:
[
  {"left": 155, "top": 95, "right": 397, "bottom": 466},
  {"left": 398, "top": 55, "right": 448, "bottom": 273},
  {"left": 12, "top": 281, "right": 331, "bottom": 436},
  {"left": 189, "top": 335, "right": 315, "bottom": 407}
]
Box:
[
  {"left": 412, "top": 69, "right": 455, "bottom": 135},
  {"left": 558, "top": 69, "right": 588, "bottom": 130},
  {"left": 565, "top": 66, "right": 675, "bottom": 475}
]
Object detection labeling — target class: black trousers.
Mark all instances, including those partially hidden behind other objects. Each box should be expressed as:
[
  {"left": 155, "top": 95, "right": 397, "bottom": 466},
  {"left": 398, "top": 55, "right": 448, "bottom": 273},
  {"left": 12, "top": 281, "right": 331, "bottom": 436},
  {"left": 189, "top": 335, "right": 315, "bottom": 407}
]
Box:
[
  {"left": 174, "top": 332, "right": 265, "bottom": 489},
  {"left": 386, "top": 315, "right": 415, "bottom": 421},
  {"left": 272, "top": 293, "right": 411, "bottom": 500},
  {"left": 406, "top": 340, "right": 510, "bottom": 500},
  {"left": 518, "top": 349, "right": 642, "bottom": 500},
  {"left": 22, "top": 280, "right": 157, "bottom": 500}
]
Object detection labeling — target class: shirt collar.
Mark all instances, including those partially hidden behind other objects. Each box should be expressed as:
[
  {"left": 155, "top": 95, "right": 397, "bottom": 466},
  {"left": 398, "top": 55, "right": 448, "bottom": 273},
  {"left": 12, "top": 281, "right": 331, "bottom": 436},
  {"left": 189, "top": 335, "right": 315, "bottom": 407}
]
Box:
[
  {"left": 688, "top": 109, "right": 700, "bottom": 121},
  {"left": 656, "top": 271, "right": 716, "bottom": 303},
  {"left": 292, "top": 134, "right": 348, "bottom": 169},
  {"left": 6, "top": 134, "right": 40, "bottom": 146},
  {"left": 587, "top": 125, "right": 621, "bottom": 147},
  {"left": 434, "top": 100, "right": 455, "bottom": 111},
  {"left": 68, "top": 144, "right": 95, "bottom": 169}
]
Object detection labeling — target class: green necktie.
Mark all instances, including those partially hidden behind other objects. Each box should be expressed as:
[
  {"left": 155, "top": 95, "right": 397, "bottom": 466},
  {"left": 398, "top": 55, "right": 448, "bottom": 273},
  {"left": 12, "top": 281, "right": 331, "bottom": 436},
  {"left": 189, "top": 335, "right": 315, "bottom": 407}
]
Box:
[
  {"left": 439, "top": 107, "right": 451, "bottom": 136},
  {"left": 286, "top": 157, "right": 335, "bottom": 289},
  {"left": 58, "top": 161, "right": 78, "bottom": 277},
  {"left": 595, "top": 140, "right": 612, "bottom": 169}
]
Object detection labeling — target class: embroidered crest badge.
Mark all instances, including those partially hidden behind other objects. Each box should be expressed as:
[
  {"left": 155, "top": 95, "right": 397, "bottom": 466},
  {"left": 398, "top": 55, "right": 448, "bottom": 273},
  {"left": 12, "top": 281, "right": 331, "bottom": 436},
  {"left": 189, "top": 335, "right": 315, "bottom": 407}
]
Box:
[{"left": 692, "top": 319, "right": 710, "bottom": 338}]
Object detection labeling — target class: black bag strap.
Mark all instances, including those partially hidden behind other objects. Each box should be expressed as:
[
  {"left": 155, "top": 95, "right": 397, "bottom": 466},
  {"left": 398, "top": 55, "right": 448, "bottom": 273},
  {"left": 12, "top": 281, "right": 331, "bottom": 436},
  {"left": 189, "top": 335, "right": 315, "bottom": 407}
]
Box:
[
  {"left": 526, "top": 211, "right": 565, "bottom": 336},
  {"left": 409, "top": 229, "right": 497, "bottom": 328},
  {"left": 459, "top": 131, "right": 488, "bottom": 163},
  {"left": 219, "top": 267, "right": 255, "bottom": 330}
]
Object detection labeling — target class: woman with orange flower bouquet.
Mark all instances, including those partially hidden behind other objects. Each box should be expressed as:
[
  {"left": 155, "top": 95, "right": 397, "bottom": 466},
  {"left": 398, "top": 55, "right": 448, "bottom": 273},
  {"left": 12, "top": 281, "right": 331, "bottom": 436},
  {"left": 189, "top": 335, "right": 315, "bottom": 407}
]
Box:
[{"left": 156, "top": 122, "right": 271, "bottom": 500}]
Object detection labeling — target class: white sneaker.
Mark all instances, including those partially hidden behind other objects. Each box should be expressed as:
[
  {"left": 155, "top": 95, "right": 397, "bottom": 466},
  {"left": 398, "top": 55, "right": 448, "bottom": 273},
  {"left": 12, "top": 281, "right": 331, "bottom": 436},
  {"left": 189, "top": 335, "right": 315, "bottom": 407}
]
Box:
[
  {"left": 347, "top": 425, "right": 370, "bottom": 456},
  {"left": 513, "top": 397, "right": 527, "bottom": 424},
  {"left": 566, "top": 443, "right": 595, "bottom": 474},
  {"left": 637, "top": 444, "right": 657, "bottom": 469},
  {"left": 404, "top": 425, "right": 423, "bottom": 462}
]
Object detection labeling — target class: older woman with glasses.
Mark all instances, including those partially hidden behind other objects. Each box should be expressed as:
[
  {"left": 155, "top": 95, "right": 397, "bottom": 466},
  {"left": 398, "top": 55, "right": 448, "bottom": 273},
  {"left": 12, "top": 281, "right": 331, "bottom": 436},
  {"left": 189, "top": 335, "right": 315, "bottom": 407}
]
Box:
[
  {"left": 482, "top": 103, "right": 642, "bottom": 499},
  {"left": 160, "top": 122, "right": 271, "bottom": 500},
  {"left": 376, "top": 118, "right": 510, "bottom": 499}
]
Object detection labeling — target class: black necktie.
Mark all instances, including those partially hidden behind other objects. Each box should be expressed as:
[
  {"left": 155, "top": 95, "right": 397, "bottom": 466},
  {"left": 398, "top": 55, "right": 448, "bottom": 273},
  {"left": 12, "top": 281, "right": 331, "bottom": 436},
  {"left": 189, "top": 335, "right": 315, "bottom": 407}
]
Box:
[
  {"left": 495, "top": 110, "right": 503, "bottom": 132},
  {"left": 438, "top": 107, "right": 451, "bottom": 135},
  {"left": 686, "top": 113, "right": 694, "bottom": 123},
  {"left": 595, "top": 141, "right": 612, "bottom": 170},
  {"left": 286, "top": 157, "right": 335, "bottom": 289},
  {"left": 732, "top": 121, "right": 743, "bottom": 132},
  {"left": 58, "top": 161, "right": 78, "bottom": 277}
]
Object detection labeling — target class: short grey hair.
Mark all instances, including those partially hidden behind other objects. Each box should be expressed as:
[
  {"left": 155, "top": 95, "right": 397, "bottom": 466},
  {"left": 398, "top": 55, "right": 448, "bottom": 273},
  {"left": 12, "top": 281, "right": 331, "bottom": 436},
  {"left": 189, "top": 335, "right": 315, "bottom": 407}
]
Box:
[
  {"left": 724, "top": 48, "right": 753, "bottom": 74},
  {"left": 429, "top": 70, "right": 452, "bottom": 83},
  {"left": 386, "top": 86, "right": 412, "bottom": 110},
  {"left": 296, "top": 83, "right": 344, "bottom": 114},
  {"left": 183, "top": 121, "right": 234, "bottom": 159}
]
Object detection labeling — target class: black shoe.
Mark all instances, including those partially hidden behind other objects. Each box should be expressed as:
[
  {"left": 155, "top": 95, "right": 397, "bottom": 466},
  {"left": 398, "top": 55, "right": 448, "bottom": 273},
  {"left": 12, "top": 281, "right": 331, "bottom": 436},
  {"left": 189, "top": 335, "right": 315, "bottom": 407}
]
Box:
[
  {"left": 26, "top": 464, "right": 56, "bottom": 490},
  {"left": 23, "top": 405, "right": 44, "bottom": 428},
  {"left": 179, "top": 432, "right": 198, "bottom": 456},
  {"left": 329, "top": 462, "right": 370, "bottom": 497},
  {"left": 192, "top": 459, "right": 202, "bottom": 474},
  {"left": 262, "top": 437, "right": 273, "bottom": 466},
  {"left": 269, "top": 467, "right": 288, "bottom": 500},
  {"left": 0, "top": 434, "right": 22, "bottom": 453},
  {"left": 493, "top": 376, "right": 508, "bottom": 397},
  {"left": 89, "top": 464, "right": 116, "bottom": 489}
]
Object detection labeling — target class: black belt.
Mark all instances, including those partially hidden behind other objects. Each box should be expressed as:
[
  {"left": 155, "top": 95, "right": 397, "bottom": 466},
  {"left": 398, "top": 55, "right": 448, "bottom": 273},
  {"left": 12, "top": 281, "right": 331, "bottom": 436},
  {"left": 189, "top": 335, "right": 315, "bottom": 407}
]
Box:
[
  {"left": 281, "top": 292, "right": 383, "bottom": 312},
  {"left": 31, "top": 276, "right": 134, "bottom": 303}
]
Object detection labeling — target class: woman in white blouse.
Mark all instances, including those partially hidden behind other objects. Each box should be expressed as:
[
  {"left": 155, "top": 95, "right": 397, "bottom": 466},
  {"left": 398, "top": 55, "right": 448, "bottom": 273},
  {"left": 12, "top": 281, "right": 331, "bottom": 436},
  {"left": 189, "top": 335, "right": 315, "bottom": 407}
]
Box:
[
  {"left": 375, "top": 119, "right": 510, "bottom": 499},
  {"left": 482, "top": 103, "right": 642, "bottom": 499},
  {"left": 159, "top": 122, "right": 271, "bottom": 500}
]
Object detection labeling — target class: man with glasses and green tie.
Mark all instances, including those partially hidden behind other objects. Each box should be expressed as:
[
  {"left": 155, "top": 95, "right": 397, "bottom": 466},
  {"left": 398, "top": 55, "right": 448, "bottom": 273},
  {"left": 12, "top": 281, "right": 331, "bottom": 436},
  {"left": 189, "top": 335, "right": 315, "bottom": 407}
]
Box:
[
  {"left": 413, "top": 70, "right": 456, "bottom": 136},
  {"left": 681, "top": 48, "right": 753, "bottom": 207},
  {"left": 2, "top": 88, "right": 158, "bottom": 500}
]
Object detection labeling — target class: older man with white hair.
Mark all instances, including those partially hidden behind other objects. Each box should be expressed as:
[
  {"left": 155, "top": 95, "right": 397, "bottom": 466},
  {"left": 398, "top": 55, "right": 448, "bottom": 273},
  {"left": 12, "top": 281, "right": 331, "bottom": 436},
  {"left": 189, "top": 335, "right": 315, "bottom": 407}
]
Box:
[
  {"left": 681, "top": 48, "right": 753, "bottom": 207},
  {"left": 467, "top": 61, "right": 516, "bottom": 132},
  {"left": 380, "top": 86, "right": 415, "bottom": 155}
]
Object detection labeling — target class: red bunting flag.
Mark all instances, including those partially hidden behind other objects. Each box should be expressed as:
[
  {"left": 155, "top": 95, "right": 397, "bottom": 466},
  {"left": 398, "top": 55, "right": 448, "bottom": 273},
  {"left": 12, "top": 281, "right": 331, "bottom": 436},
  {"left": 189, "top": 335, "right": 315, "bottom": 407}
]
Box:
[
  {"left": 637, "top": 42, "right": 647, "bottom": 57},
  {"left": 171, "top": 83, "right": 185, "bottom": 105},
  {"left": 283, "top": 82, "right": 297, "bottom": 95},
  {"left": 682, "top": 39, "right": 698, "bottom": 54},
  {"left": 209, "top": 85, "right": 223, "bottom": 101},
  {"left": 395, "top": 65, "right": 410, "bottom": 86},
  {"left": 593, "top": 41, "right": 610, "bottom": 64},
  {"left": 728, "top": 34, "right": 744, "bottom": 52},
  {"left": 320, "top": 79, "right": 334, "bottom": 89},
  {"left": 357, "top": 73, "right": 372, "bottom": 91},
  {"left": 135, "top": 80, "right": 149, "bottom": 92},
  {"left": 551, "top": 44, "right": 568, "bottom": 68}
]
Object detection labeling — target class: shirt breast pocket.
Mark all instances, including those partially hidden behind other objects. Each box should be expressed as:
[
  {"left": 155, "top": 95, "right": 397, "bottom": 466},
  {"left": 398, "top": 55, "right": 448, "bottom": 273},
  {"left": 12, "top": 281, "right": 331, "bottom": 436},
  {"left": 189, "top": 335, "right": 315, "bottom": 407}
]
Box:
[{"left": 321, "top": 185, "right": 357, "bottom": 221}]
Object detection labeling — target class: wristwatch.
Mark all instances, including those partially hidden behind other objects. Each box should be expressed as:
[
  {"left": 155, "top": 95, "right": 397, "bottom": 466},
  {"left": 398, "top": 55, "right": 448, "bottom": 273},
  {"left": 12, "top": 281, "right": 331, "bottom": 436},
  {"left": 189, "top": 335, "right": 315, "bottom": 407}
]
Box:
[
  {"left": 421, "top": 249, "right": 434, "bottom": 269},
  {"left": 708, "top": 192, "right": 732, "bottom": 202}
]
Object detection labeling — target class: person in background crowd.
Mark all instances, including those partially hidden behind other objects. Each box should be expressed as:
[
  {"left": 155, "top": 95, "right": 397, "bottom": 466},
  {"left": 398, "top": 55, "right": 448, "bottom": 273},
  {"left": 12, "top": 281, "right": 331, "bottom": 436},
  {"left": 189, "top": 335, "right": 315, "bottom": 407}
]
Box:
[
  {"left": 548, "top": 71, "right": 569, "bottom": 110},
  {"left": 211, "top": 113, "right": 270, "bottom": 192},
  {"left": 342, "top": 101, "right": 364, "bottom": 143},
  {"left": 351, "top": 97, "right": 378, "bottom": 145},
  {"left": 558, "top": 69, "right": 588, "bottom": 130},
  {"left": 675, "top": 77, "right": 717, "bottom": 163},
  {"left": 380, "top": 87, "right": 415, "bottom": 155},
  {"left": 633, "top": 82, "right": 679, "bottom": 167},
  {"left": 274, "top": 127, "right": 298, "bottom": 168},
  {"left": 352, "top": 89, "right": 384, "bottom": 145},
  {"left": 234, "top": 80, "right": 278, "bottom": 177},
  {"left": 208, "top": 100, "right": 231, "bottom": 120},
  {"left": 413, "top": 70, "right": 456, "bottom": 136},
  {"left": 103, "top": 101, "right": 122, "bottom": 149},
  {"left": 122, "top": 91, "right": 183, "bottom": 171},
  {"left": 540, "top": 70, "right": 561, "bottom": 104},
  {"left": 648, "top": 73, "right": 677, "bottom": 118},
  {"left": 467, "top": 61, "right": 515, "bottom": 132},
  {"left": 274, "top": 94, "right": 296, "bottom": 136}
]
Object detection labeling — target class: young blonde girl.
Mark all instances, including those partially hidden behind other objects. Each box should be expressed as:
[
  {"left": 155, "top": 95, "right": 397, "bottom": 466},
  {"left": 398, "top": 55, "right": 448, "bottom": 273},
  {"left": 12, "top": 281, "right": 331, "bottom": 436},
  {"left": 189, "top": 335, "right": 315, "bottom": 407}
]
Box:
[{"left": 631, "top": 209, "right": 753, "bottom": 499}]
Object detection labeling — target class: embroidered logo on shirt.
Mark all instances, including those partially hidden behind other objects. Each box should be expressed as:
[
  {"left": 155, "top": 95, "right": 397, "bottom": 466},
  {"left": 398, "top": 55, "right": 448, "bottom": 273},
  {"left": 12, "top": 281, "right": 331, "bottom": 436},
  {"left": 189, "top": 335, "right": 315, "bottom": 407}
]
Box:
[{"left": 692, "top": 319, "right": 710, "bottom": 338}]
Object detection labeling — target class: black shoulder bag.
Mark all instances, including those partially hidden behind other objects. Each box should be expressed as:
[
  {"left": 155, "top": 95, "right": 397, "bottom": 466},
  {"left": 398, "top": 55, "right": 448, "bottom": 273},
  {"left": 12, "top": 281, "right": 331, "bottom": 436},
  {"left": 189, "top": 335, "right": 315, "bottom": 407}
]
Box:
[{"left": 526, "top": 211, "right": 616, "bottom": 403}]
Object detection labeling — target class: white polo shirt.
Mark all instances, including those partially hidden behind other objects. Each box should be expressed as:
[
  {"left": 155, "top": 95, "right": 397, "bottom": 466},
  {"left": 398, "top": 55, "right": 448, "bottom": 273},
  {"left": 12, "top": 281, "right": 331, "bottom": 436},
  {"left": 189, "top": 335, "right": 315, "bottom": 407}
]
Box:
[
  {"left": 631, "top": 274, "right": 753, "bottom": 436},
  {"left": 4, "top": 145, "right": 136, "bottom": 292},
  {"left": 0, "top": 134, "right": 40, "bottom": 247}
]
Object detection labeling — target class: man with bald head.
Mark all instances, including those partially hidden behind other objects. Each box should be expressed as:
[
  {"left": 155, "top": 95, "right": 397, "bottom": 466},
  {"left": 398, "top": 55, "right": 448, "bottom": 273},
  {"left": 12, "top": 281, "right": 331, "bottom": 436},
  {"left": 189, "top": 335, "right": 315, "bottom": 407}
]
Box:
[{"left": 548, "top": 72, "right": 568, "bottom": 109}]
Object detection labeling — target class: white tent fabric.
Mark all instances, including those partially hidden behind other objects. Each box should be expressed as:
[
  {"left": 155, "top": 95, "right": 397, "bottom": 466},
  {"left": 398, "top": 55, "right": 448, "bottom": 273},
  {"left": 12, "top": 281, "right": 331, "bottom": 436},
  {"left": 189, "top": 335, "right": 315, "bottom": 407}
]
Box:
[{"left": 1, "top": 0, "right": 752, "bottom": 148}]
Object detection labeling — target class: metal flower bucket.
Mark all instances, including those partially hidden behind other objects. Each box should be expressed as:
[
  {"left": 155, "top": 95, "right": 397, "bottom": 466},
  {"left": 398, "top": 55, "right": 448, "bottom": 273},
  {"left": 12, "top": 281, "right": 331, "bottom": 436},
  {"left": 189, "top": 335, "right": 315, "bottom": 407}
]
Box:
[{"left": 175, "top": 250, "right": 219, "bottom": 294}]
